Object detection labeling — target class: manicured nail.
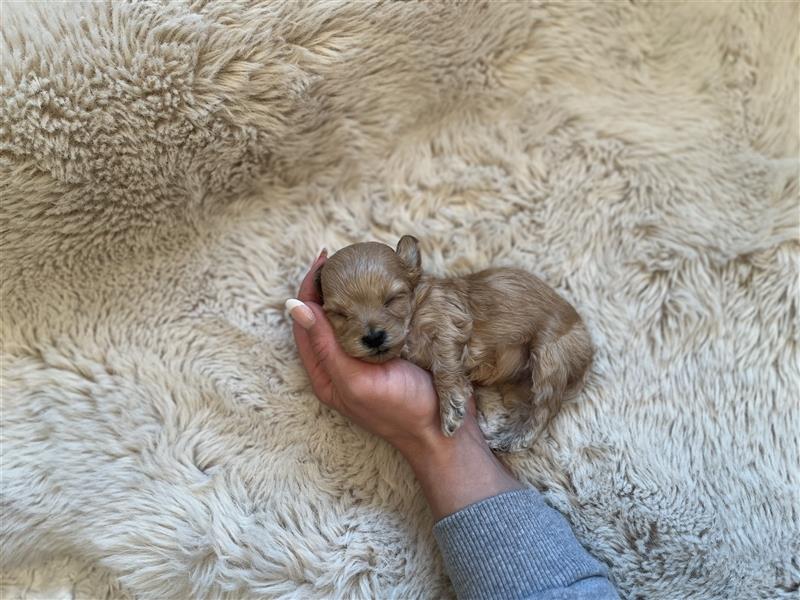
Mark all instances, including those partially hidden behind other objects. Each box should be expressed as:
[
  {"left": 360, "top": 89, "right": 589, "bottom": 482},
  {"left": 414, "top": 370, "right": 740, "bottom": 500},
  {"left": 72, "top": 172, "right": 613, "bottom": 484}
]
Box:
[{"left": 285, "top": 298, "right": 315, "bottom": 329}]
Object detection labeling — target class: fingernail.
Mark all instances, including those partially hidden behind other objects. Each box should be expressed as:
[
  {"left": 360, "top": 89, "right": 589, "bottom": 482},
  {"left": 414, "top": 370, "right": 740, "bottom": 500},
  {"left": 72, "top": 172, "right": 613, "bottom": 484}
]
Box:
[{"left": 285, "top": 298, "right": 315, "bottom": 329}]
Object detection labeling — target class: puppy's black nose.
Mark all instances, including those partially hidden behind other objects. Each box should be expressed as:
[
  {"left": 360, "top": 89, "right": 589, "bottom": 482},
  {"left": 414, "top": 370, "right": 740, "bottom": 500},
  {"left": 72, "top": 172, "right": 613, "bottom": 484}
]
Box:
[{"left": 361, "top": 329, "right": 387, "bottom": 350}]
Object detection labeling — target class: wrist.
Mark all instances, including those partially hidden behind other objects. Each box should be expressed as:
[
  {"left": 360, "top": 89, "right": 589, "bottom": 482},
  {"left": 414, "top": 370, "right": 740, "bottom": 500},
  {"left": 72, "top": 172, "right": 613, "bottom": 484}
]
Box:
[
  {"left": 399, "top": 417, "right": 523, "bottom": 520},
  {"left": 395, "top": 414, "right": 480, "bottom": 469}
]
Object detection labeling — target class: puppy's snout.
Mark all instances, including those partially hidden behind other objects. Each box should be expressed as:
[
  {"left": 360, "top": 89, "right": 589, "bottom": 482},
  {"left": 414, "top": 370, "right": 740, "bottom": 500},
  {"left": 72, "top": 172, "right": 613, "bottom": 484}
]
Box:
[{"left": 361, "top": 328, "right": 387, "bottom": 350}]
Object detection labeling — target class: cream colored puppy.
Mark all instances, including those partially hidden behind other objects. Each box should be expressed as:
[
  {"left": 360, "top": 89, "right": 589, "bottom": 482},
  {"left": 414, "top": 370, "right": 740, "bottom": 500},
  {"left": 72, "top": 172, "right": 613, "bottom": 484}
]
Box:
[{"left": 316, "top": 236, "right": 593, "bottom": 443}]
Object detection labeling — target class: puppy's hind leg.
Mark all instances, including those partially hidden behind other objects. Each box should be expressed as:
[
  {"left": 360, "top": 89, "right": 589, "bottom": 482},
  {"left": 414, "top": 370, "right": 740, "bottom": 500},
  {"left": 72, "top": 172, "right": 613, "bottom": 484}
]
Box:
[
  {"left": 523, "top": 323, "right": 593, "bottom": 449},
  {"left": 491, "top": 349, "right": 565, "bottom": 452},
  {"left": 476, "top": 382, "right": 536, "bottom": 452},
  {"left": 530, "top": 345, "right": 569, "bottom": 430}
]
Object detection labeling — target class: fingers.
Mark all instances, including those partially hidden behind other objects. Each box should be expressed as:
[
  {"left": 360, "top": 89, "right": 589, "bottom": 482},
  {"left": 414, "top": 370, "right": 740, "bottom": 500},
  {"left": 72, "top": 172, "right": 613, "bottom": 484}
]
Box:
[
  {"left": 289, "top": 248, "right": 372, "bottom": 413},
  {"left": 298, "top": 248, "right": 327, "bottom": 304},
  {"left": 287, "top": 299, "right": 365, "bottom": 414},
  {"left": 288, "top": 248, "right": 333, "bottom": 404},
  {"left": 291, "top": 320, "right": 337, "bottom": 409},
  {"left": 288, "top": 300, "right": 360, "bottom": 378},
  {"left": 286, "top": 298, "right": 315, "bottom": 329}
]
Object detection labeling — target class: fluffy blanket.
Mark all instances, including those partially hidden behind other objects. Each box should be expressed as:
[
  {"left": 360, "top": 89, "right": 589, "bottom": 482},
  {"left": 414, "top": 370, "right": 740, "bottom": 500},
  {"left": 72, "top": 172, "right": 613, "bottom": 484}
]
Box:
[{"left": 1, "top": 1, "right": 798, "bottom": 598}]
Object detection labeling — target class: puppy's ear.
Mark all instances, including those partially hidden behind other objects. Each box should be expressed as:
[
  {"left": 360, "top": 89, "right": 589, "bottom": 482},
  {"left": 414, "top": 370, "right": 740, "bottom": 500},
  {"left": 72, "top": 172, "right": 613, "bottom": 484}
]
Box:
[
  {"left": 314, "top": 265, "right": 324, "bottom": 303},
  {"left": 395, "top": 235, "right": 421, "bottom": 284}
]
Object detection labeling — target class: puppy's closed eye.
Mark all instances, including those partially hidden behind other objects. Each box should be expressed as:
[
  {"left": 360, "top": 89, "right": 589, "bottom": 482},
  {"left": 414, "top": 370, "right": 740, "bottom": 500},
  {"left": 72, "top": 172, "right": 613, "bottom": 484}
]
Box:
[
  {"left": 384, "top": 293, "right": 407, "bottom": 307},
  {"left": 327, "top": 309, "right": 348, "bottom": 319}
]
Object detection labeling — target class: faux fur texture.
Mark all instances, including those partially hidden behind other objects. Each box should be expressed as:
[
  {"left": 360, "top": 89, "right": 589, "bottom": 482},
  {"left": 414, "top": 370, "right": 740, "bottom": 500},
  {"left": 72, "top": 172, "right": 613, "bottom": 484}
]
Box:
[{"left": 1, "top": 1, "right": 798, "bottom": 598}]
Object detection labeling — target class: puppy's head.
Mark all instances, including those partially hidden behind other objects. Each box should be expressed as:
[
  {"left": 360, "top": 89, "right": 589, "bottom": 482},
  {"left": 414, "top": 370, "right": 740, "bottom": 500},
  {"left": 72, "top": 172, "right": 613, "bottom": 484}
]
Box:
[{"left": 317, "top": 236, "right": 421, "bottom": 363}]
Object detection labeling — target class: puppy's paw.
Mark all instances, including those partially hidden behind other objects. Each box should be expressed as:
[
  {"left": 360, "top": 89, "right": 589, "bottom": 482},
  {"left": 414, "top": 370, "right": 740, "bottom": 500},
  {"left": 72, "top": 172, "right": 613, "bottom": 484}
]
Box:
[
  {"left": 440, "top": 405, "right": 465, "bottom": 436},
  {"left": 438, "top": 387, "right": 469, "bottom": 436}
]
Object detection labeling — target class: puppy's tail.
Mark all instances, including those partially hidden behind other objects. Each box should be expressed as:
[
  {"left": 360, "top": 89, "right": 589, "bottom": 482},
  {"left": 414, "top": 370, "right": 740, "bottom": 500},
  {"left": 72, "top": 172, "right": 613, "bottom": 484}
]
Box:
[{"left": 485, "top": 321, "right": 593, "bottom": 452}]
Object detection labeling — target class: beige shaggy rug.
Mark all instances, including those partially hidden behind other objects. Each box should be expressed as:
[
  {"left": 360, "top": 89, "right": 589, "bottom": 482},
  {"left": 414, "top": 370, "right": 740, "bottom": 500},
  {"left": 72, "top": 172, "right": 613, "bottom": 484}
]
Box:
[{"left": 1, "top": 1, "right": 798, "bottom": 598}]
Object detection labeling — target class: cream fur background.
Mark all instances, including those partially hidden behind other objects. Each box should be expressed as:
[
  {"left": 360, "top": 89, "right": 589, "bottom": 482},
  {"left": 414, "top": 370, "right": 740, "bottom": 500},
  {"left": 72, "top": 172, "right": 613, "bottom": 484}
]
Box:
[{"left": 1, "top": 1, "right": 798, "bottom": 598}]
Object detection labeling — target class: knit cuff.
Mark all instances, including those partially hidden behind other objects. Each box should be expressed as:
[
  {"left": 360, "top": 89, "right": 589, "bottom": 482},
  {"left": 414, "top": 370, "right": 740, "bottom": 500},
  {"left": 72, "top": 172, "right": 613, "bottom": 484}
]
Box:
[{"left": 433, "top": 489, "right": 609, "bottom": 600}]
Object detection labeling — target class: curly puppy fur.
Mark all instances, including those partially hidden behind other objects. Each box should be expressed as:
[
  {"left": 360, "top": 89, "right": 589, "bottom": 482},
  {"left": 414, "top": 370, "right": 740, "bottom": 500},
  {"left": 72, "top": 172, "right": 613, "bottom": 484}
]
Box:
[{"left": 318, "top": 236, "right": 593, "bottom": 444}]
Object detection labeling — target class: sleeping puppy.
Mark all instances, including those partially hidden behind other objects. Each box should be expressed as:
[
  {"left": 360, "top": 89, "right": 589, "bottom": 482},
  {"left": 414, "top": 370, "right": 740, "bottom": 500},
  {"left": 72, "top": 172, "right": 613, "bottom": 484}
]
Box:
[{"left": 316, "top": 236, "right": 593, "bottom": 444}]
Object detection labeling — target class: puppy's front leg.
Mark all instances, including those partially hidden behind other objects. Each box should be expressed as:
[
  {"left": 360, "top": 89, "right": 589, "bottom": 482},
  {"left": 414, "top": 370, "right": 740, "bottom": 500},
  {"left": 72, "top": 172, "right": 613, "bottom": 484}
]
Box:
[{"left": 430, "top": 348, "right": 473, "bottom": 436}]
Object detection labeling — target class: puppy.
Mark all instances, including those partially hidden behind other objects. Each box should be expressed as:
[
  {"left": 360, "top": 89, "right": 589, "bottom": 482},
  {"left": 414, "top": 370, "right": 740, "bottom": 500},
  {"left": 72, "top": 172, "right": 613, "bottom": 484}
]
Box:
[{"left": 317, "top": 236, "right": 593, "bottom": 446}]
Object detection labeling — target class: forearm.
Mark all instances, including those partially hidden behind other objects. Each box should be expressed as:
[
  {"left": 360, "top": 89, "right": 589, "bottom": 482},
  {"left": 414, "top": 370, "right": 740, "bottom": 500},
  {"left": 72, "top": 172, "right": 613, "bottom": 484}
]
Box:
[
  {"left": 400, "top": 418, "right": 522, "bottom": 520},
  {"left": 433, "top": 489, "right": 617, "bottom": 599},
  {"left": 398, "top": 418, "right": 618, "bottom": 599}
]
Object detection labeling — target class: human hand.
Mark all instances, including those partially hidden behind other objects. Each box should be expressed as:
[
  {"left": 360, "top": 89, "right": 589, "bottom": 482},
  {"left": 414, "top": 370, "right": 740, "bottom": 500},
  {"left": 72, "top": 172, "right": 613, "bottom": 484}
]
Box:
[
  {"left": 286, "top": 250, "right": 448, "bottom": 458},
  {"left": 287, "top": 250, "right": 522, "bottom": 519}
]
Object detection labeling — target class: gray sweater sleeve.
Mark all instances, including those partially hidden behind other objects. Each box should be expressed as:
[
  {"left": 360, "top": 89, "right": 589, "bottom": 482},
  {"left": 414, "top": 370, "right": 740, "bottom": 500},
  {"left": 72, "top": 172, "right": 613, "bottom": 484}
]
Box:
[{"left": 433, "top": 489, "right": 618, "bottom": 600}]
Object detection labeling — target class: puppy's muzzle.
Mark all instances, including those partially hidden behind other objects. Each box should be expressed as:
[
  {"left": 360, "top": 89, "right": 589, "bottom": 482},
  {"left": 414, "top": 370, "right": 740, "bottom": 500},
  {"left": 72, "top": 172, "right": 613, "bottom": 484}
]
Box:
[{"left": 361, "top": 328, "right": 387, "bottom": 350}]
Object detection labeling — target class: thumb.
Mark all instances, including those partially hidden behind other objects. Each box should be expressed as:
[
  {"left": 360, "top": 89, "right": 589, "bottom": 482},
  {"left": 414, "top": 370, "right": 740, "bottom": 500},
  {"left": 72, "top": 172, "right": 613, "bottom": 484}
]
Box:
[{"left": 286, "top": 299, "right": 361, "bottom": 383}]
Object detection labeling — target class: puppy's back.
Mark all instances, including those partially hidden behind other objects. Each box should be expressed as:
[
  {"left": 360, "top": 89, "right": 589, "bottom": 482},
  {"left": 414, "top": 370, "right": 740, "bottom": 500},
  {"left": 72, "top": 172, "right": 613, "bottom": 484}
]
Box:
[{"left": 464, "top": 268, "right": 581, "bottom": 346}]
